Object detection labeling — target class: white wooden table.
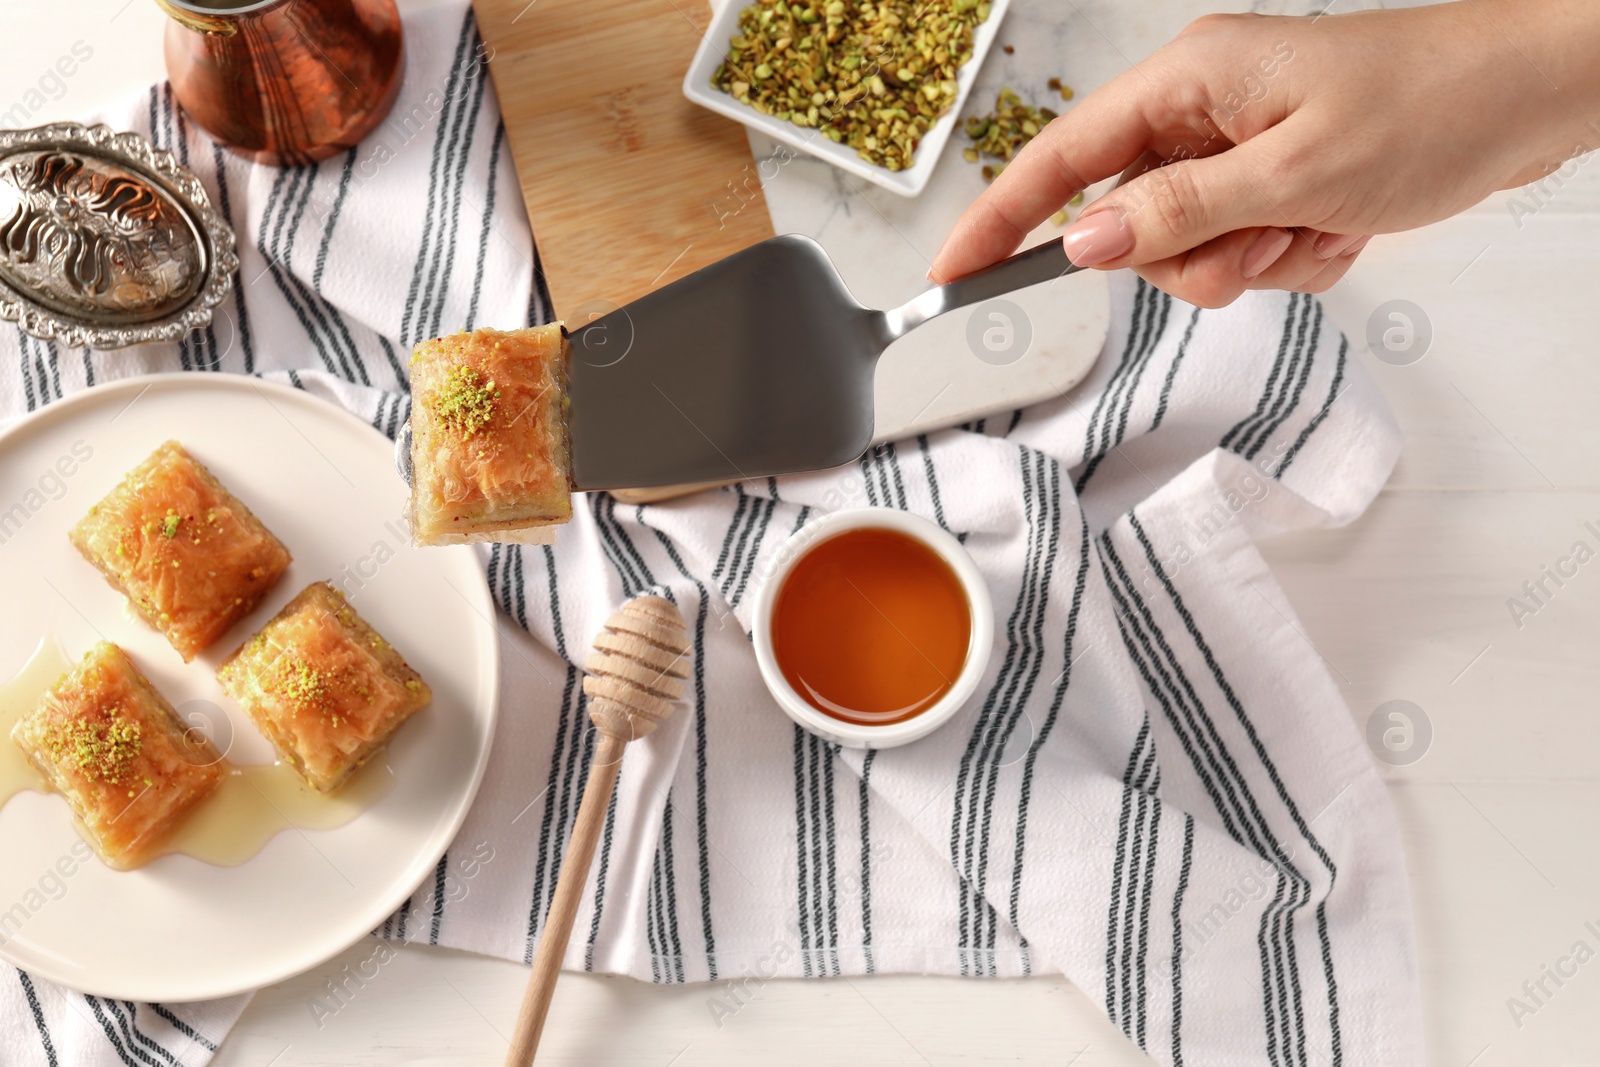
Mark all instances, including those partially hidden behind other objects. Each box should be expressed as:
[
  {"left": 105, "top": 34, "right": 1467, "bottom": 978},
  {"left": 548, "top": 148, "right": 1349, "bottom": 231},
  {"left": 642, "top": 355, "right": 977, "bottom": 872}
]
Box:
[{"left": 7, "top": 1, "right": 1600, "bottom": 1063}]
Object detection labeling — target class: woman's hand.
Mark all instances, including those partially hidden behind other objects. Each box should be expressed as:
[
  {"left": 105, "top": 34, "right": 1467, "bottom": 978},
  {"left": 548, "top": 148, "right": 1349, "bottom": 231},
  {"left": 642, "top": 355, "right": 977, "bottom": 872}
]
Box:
[{"left": 930, "top": 0, "right": 1600, "bottom": 307}]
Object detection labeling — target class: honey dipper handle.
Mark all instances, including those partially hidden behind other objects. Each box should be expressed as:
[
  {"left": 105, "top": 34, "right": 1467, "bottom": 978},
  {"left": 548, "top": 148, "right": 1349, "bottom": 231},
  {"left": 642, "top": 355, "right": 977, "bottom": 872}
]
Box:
[{"left": 505, "top": 730, "right": 627, "bottom": 1066}]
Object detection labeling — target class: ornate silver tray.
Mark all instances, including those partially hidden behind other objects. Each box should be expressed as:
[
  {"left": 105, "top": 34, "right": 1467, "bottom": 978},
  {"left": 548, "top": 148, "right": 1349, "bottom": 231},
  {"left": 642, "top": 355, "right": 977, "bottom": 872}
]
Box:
[{"left": 0, "top": 122, "right": 237, "bottom": 349}]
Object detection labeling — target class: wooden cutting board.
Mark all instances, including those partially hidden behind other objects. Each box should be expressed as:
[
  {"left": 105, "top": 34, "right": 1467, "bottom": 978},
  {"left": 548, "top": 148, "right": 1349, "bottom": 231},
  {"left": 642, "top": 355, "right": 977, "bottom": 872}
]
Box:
[{"left": 472, "top": 0, "right": 774, "bottom": 319}]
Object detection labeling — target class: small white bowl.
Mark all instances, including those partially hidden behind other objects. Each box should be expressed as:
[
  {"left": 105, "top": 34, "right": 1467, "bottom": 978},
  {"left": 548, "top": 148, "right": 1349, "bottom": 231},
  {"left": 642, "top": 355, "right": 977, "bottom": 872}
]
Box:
[
  {"left": 751, "top": 507, "right": 993, "bottom": 748},
  {"left": 682, "top": 0, "right": 1013, "bottom": 198}
]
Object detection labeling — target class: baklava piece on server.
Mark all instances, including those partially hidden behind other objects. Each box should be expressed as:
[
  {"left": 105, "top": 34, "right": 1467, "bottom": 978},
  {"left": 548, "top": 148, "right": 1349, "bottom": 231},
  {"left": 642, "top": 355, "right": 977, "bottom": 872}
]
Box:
[
  {"left": 11, "top": 642, "right": 222, "bottom": 870},
  {"left": 217, "top": 582, "right": 431, "bottom": 792},
  {"left": 408, "top": 325, "right": 572, "bottom": 546},
  {"left": 69, "top": 441, "right": 292, "bottom": 661}
]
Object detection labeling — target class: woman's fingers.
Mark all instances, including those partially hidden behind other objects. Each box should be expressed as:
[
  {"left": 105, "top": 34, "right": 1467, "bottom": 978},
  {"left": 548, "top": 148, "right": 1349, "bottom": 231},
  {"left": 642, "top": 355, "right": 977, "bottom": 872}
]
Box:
[
  {"left": 1127, "top": 228, "right": 1267, "bottom": 309},
  {"left": 1244, "top": 230, "right": 1371, "bottom": 290},
  {"left": 1241, "top": 228, "right": 1294, "bottom": 279},
  {"left": 1311, "top": 231, "right": 1363, "bottom": 259},
  {"left": 1057, "top": 136, "right": 1294, "bottom": 270},
  {"left": 1296, "top": 244, "right": 1364, "bottom": 294},
  {"left": 1128, "top": 228, "right": 1372, "bottom": 306},
  {"left": 928, "top": 69, "right": 1159, "bottom": 283}
]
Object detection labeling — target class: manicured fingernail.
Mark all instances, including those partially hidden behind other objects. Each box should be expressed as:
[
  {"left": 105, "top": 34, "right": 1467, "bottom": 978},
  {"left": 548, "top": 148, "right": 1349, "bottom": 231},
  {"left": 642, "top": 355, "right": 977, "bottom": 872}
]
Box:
[
  {"left": 1241, "top": 228, "right": 1294, "bottom": 279},
  {"left": 1061, "top": 206, "right": 1133, "bottom": 268},
  {"left": 1344, "top": 234, "right": 1373, "bottom": 256},
  {"left": 1313, "top": 232, "right": 1361, "bottom": 260}
]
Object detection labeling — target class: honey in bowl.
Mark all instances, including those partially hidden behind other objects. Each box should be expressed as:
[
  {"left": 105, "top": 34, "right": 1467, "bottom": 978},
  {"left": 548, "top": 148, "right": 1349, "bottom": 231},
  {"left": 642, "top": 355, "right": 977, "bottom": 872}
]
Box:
[{"left": 771, "top": 527, "right": 972, "bottom": 726}]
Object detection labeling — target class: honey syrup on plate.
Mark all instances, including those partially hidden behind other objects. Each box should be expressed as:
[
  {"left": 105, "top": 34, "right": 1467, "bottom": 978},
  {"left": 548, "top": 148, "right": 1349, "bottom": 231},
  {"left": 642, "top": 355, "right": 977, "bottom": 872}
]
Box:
[
  {"left": 0, "top": 638, "right": 392, "bottom": 868},
  {"left": 772, "top": 527, "right": 971, "bottom": 726}
]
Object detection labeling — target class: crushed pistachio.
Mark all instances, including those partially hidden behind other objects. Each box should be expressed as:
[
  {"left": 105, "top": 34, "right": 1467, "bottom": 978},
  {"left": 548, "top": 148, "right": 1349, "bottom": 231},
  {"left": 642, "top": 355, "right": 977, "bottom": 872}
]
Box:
[
  {"left": 963, "top": 88, "right": 1059, "bottom": 182},
  {"left": 1046, "top": 76, "right": 1073, "bottom": 101},
  {"left": 431, "top": 365, "right": 499, "bottom": 437},
  {"left": 404, "top": 680, "right": 422, "bottom": 692},
  {"left": 161, "top": 511, "right": 181, "bottom": 538},
  {"left": 42, "top": 712, "right": 144, "bottom": 784},
  {"left": 711, "top": 0, "right": 991, "bottom": 172},
  {"left": 276, "top": 658, "right": 328, "bottom": 708}
]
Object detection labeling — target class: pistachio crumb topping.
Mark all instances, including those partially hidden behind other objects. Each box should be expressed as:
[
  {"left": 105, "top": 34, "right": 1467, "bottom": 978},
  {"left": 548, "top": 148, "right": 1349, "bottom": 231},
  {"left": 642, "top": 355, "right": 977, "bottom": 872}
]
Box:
[
  {"left": 161, "top": 511, "right": 181, "bottom": 538},
  {"left": 276, "top": 658, "right": 328, "bottom": 708},
  {"left": 42, "top": 711, "right": 144, "bottom": 784},
  {"left": 431, "top": 365, "right": 499, "bottom": 438}
]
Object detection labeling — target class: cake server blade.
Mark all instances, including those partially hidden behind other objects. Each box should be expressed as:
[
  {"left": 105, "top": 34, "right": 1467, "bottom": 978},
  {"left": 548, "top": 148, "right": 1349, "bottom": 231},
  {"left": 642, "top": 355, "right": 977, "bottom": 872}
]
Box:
[{"left": 563, "top": 234, "right": 1082, "bottom": 490}]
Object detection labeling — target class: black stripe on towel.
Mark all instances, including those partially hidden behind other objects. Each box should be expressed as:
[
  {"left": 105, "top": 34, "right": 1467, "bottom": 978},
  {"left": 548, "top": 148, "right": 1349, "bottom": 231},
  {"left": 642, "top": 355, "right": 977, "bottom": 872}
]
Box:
[
  {"left": 1276, "top": 338, "right": 1349, "bottom": 479},
  {"left": 950, "top": 449, "right": 1042, "bottom": 973},
  {"left": 1010, "top": 507, "right": 1091, "bottom": 976},
  {"left": 1238, "top": 299, "right": 1321, "bottom": 460},
  {"left": 399, "top": 8, "right": 481, "bottom": 348},
  {"left": 209, "top": 143, "right": 255, "bottom": 372},
  {"left": 792, "top": 723, "right": 814, "bottom": 976},
  {"left": 1220, "top": 293, "right": 1301, "bottom": 453},
  {"left": 1104, "top": 720, "right": 1150, "bottom": 1029},
  {"left": 859, "top": 748, "right": 879, "bottom": 975},
  {"left": 106, "top": 999, "right": 182, "bottom": 1067},
  {"left": 151, "top": 1003, "right": 218, "bottom": 1053},
  {"left": 1077, "top": 282, "right": 1172, "bottom": 492},
  {"left": 1150, "top": 307, "right": 1202, "bottom": 432},
  {"left": 82, "top": 996, "right": 143, "bottom": 1067},
  {"left": 635, "top": 506, "right": 719, "bottom": 977},
  {"left": 463, "top": 120, "right": 508, "bottom": 331},
  {"left": 525, "top": 549, "right": 586, "bottom": 963},
  {"left": 974, "top": 451, "right": 1063, "bottom": 964},
  {"left": 1170, "top": 814, "right": 1195, "bottom": 1066},
  {"left": 17, "top": 971, "right": 59, "bottom": 1067}
]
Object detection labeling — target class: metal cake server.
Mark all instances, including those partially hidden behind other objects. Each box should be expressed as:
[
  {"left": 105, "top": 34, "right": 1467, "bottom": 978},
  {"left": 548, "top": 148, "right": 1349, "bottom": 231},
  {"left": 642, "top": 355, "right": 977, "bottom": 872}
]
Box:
[{"left": 398, "top": 234, "right": 1083, "bottom": 491}]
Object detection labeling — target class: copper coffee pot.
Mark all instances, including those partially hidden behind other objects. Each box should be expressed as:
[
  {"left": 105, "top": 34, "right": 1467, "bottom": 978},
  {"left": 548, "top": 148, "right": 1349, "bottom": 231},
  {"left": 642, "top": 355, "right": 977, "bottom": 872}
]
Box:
[{"left": 159, "top": 0, "right": 404, "bottom": 167}]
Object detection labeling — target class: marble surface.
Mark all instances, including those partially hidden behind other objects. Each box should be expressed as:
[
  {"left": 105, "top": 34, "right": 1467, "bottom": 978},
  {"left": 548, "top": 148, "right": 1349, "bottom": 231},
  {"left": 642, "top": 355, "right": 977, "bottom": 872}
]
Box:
[{"left": 9, "top": 0, "right": 1600, "bottom": 1064}]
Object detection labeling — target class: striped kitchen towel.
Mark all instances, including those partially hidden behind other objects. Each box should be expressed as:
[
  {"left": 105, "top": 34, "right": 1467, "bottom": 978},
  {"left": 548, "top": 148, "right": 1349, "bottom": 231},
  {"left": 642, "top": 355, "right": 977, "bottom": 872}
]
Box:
[{"left": 0, "top": 1, "right": 1423, "bottom": 1064}]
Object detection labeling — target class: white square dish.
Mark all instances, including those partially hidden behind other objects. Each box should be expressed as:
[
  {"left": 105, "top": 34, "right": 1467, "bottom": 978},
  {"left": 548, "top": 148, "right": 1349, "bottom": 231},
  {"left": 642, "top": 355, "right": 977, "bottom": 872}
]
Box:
[{"left": 683, "top": 0, "right": 1013, "bottom": 198}]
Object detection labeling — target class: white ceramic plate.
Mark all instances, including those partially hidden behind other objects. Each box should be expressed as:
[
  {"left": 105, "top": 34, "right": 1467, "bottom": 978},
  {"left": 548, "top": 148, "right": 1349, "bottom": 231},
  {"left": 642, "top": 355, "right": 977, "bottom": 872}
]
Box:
[
  {"left": 683, "top": 0, "right": 1012, "bottom": 197},
  {"left": 0, "top": 375, "right": 499, "bottom": 1002}
]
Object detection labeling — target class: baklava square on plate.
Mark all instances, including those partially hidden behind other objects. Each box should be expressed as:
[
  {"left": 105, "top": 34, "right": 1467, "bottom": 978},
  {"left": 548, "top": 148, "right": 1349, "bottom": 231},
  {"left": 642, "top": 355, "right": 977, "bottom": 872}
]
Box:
[
  {"left": 218, "top": 582, "right": 432, "bottom": 792},
  {"left": 408, "top": 325, "right": 572, "bottom": 546},
  {"left": 69, "top": 441, "right": 292, "bottom": 661},
  {"left": 11, "top": 642, "right": 223, "bottom": 870}
]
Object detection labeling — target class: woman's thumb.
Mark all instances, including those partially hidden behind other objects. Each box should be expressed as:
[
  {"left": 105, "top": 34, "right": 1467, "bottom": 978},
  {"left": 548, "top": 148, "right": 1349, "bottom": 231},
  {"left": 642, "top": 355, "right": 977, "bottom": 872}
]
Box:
[{"left": 1061, "top": 144, "right": 1282, "bottom": 268}]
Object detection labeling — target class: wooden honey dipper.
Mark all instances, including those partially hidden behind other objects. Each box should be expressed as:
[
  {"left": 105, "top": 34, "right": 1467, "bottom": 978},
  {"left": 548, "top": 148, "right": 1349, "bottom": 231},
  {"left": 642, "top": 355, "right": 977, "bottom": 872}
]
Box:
[{"left": 505, "top": 594, "right": 691, "bottom": 1066}]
